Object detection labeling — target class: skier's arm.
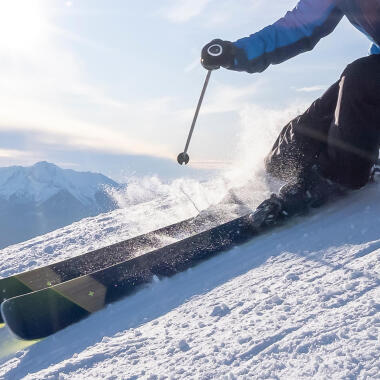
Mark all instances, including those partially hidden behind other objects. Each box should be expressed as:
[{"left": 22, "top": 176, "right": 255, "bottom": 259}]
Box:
[{"left": 231, "top": 0, "right": 344, "bottom": 73}]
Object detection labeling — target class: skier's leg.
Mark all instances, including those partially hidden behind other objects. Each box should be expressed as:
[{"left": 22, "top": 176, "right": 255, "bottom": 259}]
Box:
[
  {"left": 265, "top": 81, "right": 339, "bottom": 181},
  {"left": 326, "top": 55, "right": 380, "bottom": 189},
  {"left": 258, "top": 56, "right": 380, "bottom": 224}
]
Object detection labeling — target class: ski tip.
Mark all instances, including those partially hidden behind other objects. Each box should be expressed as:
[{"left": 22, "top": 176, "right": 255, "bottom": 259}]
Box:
[
  {"left": 1, "top": 300, "right": 15, "bottom": 338},
  {"left": 1, "top": 298, "right": 29, "bottom": 341},
  {"left": 1, "top": 286, "right": 92, "bottom": 341},
  {"left": 0, "top": 301, "right": 6, "bottom": 327}
]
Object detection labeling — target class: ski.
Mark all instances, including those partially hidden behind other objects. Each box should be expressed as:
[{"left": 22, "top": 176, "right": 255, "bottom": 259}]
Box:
[
  {"left": 1, "top": 177, "right": 351, "bottom": 340},
  {"left": 1, "top": 207, "right": 282, "bottom": 340},
  {"left": 0, "top": 212, "right": 228, "bottom": 324}
]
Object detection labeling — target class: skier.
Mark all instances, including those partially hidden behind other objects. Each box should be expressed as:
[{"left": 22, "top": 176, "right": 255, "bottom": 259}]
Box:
[{"left": 201, "top": 0, "right": 380, "bottom": 217}]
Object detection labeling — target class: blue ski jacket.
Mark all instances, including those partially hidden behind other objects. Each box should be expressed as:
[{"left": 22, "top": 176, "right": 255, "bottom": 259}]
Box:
[{"left": 232, "top": 0, "right": 380, "bottom": 73}]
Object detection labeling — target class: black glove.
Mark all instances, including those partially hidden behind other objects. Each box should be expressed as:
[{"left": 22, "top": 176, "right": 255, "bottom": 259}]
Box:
[{"left": 201, "top": 39, "right": 235, "bottom": 70}]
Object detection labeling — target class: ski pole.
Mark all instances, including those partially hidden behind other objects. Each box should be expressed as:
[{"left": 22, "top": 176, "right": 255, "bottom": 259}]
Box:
[{"left": 177, "top": 70, "right": 212, "bottom": 165}]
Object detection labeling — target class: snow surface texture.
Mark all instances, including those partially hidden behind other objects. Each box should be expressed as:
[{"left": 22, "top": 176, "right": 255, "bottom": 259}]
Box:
[{"left": 0, "top": 177, "right": 379, "bottom": 378}]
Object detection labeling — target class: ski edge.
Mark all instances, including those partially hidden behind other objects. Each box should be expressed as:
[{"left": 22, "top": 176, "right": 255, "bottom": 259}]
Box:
[
  {"left": 1, "top": 213, "right": 257, "bottom": 340},
  {"left": 0, "top": 215, "right": 201, "bottom": 323}
]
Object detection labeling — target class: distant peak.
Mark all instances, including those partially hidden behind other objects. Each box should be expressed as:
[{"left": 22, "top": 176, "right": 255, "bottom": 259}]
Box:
[{"left": 32, "top": 161, "right": 58, "bottom": 168}]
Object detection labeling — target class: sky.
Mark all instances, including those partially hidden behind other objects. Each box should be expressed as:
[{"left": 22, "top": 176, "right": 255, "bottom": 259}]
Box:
[{"left": 0, "top": 0, "right": 371, "bottom": 181}]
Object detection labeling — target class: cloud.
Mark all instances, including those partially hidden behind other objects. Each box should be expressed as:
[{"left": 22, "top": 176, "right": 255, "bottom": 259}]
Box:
[
  {"left": 206, "top": 11, "right": 231, "bottom": 26},
  {"left": 189, "top": 160, "right": 234, "bottom": 170},
  {"left": 0, "top": 3, "right": 182, "bottom": 162},
  {"left": 162, "top": 0, "right": 211, "bottom": 23},
  {"left": 0, "top": 147, "right": 45, "bottom": 168},
  {"left": 161, "top": 0, "right": 292, "bottom": 30},
  {"left": 0, "top": 148, "right": 31, "bottom": 159},
  {"left": 0, "top": 0, "right": 328, "bottom": 172},
  {"left": 202, "top": 81, "right": 261, "bottom": 114},
  {"left": 49, "top": 25, "right": 111, "bottom": 52},
  {"left": 296, "top": 85, "right": 328, "bottom": 93},
  {"left": 0, "top": 92, "right": 176, "bottom": 159}
]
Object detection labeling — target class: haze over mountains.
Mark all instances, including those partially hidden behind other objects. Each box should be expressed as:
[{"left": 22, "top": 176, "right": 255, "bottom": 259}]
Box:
[{"left": 0, "top": 161, "right": 121, "bottom": 249}]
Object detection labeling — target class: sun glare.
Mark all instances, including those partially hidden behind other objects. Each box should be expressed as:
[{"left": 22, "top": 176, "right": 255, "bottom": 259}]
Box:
[{"left": 0, "top": 0, "right": 48, "bottom": 52}]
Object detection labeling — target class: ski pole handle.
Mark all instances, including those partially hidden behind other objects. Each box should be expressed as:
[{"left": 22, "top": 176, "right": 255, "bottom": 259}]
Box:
[
  {"left": 207, "top": 43, "right": 224, "bottom": 57},
  {"left": 177, "top": 70, "right": 212, "bottom": 165},
  {"left": 203, "top": 43, "right": 224, "bottom": 70}
]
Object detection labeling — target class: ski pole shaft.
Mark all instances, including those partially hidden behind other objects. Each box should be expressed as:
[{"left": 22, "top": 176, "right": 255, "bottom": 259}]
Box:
[
  {"left": 177, "top": 70, "right": 212, "bottom": 165},
  {"left": 184, "top": 70, "right": 212, "bottom": 153}
]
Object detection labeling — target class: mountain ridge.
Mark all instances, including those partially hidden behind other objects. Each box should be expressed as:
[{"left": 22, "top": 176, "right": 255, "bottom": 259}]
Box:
[
  {"left": 0, "top": 161, "right": 121, "bottom": 249},
  {"left": 0, "top": 161, "right": 119, "bottom": 205}
]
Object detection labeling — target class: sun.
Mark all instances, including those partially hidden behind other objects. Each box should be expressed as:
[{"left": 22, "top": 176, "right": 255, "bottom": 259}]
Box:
[{"left": 0, "top": 0, "right": 48, "bottom": 52}]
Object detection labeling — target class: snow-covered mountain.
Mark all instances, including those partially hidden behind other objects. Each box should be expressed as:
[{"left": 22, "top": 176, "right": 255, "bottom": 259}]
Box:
[
  {"left": 0, "top": 161, "right": 120, "bottom": 248},
  {"left": 0, "top": 176, "right": 378, "bottom": 379}
]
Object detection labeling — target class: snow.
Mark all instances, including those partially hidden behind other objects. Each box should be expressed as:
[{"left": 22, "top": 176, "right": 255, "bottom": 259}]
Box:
[
  {"left": 0, "top": 161, "right": 118, "bottom": 205},
  {"left": 0, "top": 177, "right": 379, "bottom": 379}
]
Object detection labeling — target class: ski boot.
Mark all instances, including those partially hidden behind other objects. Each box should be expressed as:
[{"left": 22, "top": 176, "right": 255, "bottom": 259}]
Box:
[
  {"left": 248, "top": 165, "right": 345, "bottom": 231},
  {"left": 248, "top": 193, "right": 285, "bottom": 230}
]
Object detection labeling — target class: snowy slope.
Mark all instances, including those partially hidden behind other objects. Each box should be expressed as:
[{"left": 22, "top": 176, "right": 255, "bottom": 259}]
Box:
[{"left": 0, "top": 179, "right": 379, "bottom": 379}]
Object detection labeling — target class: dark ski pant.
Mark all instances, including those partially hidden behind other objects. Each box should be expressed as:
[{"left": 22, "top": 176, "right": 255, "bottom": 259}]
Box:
[{"left": 265, "top": 55, "right": 380, "bottom": 189}]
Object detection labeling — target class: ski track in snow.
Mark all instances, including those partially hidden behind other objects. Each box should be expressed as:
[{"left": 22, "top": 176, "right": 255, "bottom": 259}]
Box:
[{"left": 0, "top": 183, "right": 379, "bottom": 379}]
